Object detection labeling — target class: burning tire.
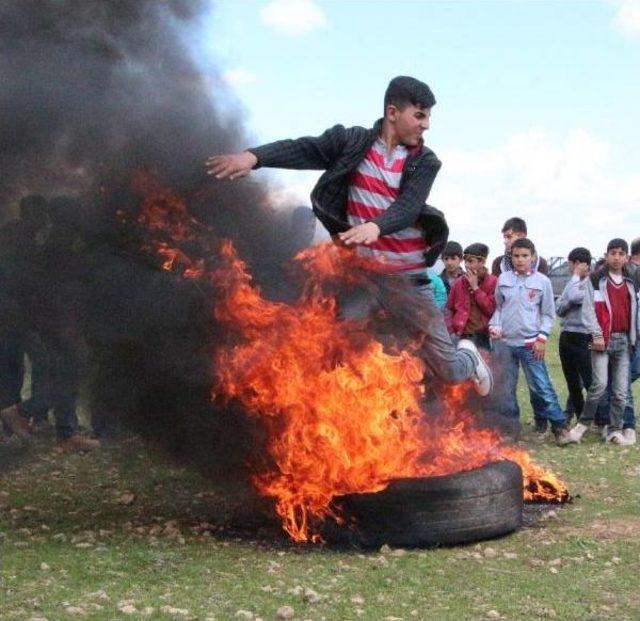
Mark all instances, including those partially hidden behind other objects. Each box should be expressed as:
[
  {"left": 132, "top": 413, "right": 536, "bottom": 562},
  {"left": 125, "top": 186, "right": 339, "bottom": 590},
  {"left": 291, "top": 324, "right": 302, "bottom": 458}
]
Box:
[{"left": 324, "top": 460, "right": 523, "bottom": 548}]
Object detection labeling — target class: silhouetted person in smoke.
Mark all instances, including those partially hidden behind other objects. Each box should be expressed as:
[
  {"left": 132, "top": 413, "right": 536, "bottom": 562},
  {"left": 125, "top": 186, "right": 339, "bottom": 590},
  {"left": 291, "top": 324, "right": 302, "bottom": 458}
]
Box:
[
  {"left": 0, "top": 194, "right": 54, "bottom": 438},
  {"left": 207, "top": 76, "right": 492, "bottom": 395},
  {"left": 34, "top": 196, "right": 99, "bottom": 452}
]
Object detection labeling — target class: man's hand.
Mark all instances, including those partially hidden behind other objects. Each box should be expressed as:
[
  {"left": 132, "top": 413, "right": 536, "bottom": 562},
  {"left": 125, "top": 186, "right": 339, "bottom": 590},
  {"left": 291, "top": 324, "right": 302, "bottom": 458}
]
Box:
[
  {"left": 338, "top": 222, "right": 380, "bottom": 246},
  {"left": 206, "top": 151, "right": 258, "bottom": 180},
  {"left": 489, "top": 326, "right": 502, "bottom": 340},
  {"left": 464, "top": 270, "right": 479, "bottom": 291},
  {"left": 591, "top": 336, "right": 606, "bottom": 352},
  {"left": 533, "top": 340, "right": 546, "bottom": 361}
]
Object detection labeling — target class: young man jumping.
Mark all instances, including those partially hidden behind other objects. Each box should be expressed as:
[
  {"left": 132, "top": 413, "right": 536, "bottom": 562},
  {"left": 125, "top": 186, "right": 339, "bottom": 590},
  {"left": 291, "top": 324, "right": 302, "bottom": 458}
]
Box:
[{"left": 206, "top": 76, "right": 492, "bottom": 395}]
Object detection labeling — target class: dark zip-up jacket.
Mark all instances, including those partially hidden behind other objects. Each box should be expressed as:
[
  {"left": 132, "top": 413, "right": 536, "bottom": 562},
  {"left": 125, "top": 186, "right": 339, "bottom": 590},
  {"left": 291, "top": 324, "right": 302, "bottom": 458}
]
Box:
[{"left": 248, "top": 119, "right": 442, "bottom": 240}]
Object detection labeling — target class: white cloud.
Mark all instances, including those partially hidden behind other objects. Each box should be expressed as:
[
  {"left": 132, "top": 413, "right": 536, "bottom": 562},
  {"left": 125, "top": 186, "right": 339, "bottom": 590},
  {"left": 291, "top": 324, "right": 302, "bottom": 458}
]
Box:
[
  {"left": 260, "top": 0, "right": 327, "bottom": 36},
  {"left": 431, "top": 127, "right": 640, "bottom": 260},
  {"left": 222, "top": 68, "right": 258, "bottom": 87},
  {"left": 610, "top": 0, "right": 640, "bottom": 35}
]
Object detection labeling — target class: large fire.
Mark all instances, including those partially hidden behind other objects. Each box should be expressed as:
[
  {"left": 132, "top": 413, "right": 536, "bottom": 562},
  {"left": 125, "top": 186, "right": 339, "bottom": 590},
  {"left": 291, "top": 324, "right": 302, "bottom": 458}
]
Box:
[{"left": 129, "top": 179, "right": 570, "bottom": 543}]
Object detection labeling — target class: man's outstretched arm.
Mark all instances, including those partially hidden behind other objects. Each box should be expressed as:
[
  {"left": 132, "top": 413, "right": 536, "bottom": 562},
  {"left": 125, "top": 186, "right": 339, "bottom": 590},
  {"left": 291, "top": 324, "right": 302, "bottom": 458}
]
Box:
[{"left": 206, "top": 125, "right": 349, "bottom": 179}]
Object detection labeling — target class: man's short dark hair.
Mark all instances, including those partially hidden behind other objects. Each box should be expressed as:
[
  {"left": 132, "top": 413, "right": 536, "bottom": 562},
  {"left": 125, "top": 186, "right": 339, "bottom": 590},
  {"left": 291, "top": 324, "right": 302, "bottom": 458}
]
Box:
[
  {"left": 384, "top": 76, "right": 436, "bottom": 113},
  {"left": 568, "top": 247, "right": 592, "bottom": 264},
  {"left": 442, "top": 241, "right": 463, "bottom": 259},
  {"left": 512, "top": 237, "right": 536, "bottom": 254},
  {"left": 606, "top": 238, "right": 628, "bottom": 254},
  {"left": 630, "top": 237, "right": 640, "bottom": 256},
  {"left": 501, "top": 217, "right": 527, "bottom": 235}
]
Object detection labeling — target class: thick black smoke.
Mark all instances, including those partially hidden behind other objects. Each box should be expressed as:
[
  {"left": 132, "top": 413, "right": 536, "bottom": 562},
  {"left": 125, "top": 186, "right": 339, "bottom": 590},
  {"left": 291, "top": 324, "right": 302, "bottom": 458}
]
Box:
[{"left": 0, "top": 1, "right": 311, "bottom": 487}]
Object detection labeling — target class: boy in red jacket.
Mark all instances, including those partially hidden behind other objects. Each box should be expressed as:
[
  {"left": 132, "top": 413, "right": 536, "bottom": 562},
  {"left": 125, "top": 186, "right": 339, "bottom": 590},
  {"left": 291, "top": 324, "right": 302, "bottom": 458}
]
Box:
[{"left": 446, "top": 243, "right": 497, "bottom": 351}]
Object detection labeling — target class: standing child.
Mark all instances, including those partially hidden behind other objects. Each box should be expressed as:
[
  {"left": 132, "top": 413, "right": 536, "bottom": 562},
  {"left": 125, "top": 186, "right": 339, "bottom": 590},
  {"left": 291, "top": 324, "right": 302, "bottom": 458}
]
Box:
[
  {"left": 556, "top": 247, "right": 593, "bottom": 425},
  {"left": 446, "top": 243, "right": 497, "bottom": 350},
  {"left": 568, "top": 239, "right": 639, "bottom": 445},
  {"left": 489, "top": 238, "right": 571, "bottom": 445},
  {"left": 439, "top": 241, "right": 464, "bottom": 295}
]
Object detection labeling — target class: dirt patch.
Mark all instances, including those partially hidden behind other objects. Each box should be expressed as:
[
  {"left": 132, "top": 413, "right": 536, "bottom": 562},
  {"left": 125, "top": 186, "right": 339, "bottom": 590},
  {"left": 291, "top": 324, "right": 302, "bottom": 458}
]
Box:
[{"left": 561, "top": 517, "right": 640, "bottom": 541}]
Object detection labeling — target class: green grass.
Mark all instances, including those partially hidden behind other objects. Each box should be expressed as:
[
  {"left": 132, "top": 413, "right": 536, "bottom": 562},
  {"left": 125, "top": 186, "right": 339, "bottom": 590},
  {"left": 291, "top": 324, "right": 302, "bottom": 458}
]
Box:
[{"left": 2, "top": 330, "right": 640, "bottom": 621}]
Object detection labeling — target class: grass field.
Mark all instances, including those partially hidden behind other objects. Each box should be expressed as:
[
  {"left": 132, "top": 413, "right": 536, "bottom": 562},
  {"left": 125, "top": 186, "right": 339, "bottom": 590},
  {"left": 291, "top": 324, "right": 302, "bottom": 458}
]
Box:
[{"left": 2, "top": 331, "right": 640, "bottom": 621}]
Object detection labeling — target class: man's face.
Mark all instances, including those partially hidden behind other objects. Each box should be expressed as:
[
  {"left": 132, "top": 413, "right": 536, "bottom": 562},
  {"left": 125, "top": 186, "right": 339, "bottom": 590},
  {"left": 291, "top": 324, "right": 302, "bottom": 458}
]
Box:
[
  {"left": 605, "top": 248, "right": 627, "bottom": 271},
  {"left": 464, "top": 257, "right": 484, "bottom": 274},
  {"left": 503, "top": 229, "right": 525, "bottom": 250},
  {"left": 387, "top": 104, "right": 431, "bottom": 147},
  {"left": 444, "top": 255, "right": 461, "bottom": 273},
  {"left": 512, "top": 247, "right": 534, "bottom": 274}
]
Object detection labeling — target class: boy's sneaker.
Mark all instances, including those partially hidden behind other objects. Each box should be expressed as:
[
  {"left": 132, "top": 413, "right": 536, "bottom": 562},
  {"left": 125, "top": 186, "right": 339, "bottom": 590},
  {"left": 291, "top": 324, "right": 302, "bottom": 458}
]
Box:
[
  {"left": 623, "top": 428, "right": 637, "bottom": 445},
  {"left": 567, "top": 422, "right": 590, "bottom": 443},
  {"left": 457, "top": 339, "right": 493, "bottom": 396},
  {"left": 605, "top": 429, "right": 633, "bottom": 446},
  {"left": 553, "top": 426, "right": 577, "bottom": 446}
]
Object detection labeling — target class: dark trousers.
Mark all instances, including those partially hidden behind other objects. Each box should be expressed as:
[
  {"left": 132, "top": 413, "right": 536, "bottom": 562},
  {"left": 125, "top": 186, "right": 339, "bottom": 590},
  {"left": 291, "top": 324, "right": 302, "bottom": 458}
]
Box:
[
  {"left": 46, "top": 336, "right": 80, "bottom": 440},
  {"left": 0, "top": 329, "right": 24, "bottom": 410},
  {"left": 559, "top": 331, "right": 592, "bottom": 419}
]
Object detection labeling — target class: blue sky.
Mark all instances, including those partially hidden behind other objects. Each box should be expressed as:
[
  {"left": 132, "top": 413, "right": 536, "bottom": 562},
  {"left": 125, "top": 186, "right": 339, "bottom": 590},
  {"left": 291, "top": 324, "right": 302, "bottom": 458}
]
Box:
[{"left": 198, "top": 0, "right": 640, "bottom": 261}]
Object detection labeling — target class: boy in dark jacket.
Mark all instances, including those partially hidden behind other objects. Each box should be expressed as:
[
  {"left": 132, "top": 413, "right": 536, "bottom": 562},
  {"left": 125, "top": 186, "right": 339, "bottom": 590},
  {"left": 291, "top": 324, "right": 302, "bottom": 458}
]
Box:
[
  {"left": 439, "top": 241, "right": 464, "bottom": 295},
  {"left": 207, "top": 76, "right": 492, "bottom": 395}
]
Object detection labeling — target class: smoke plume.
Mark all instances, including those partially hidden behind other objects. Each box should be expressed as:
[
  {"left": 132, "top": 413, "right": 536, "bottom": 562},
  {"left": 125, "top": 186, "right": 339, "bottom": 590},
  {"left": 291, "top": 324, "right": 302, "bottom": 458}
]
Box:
[{"left": 0, "top": 0, "right": 307, "bottom": 485}]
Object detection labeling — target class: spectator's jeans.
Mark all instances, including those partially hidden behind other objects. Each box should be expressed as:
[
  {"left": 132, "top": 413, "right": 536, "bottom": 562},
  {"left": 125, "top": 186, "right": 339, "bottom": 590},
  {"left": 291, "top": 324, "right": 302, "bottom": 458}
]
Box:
[
  {"left": 558, "top": 331, "right": 593, "bottom": 418},
  {"left": 498, "top": 344, "right": 566, "bottom": 428},
  {"left": 339, "top": 274, "right": 476, "bottom": 384},
  {"left": 580, "top": 333, "right": 630, "bottom": 432}
]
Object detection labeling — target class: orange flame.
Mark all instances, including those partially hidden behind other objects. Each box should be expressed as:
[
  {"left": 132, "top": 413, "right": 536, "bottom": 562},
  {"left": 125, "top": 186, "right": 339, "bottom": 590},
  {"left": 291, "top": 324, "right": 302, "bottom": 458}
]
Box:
[
  {"left": 210, "top": 242, "right": 569, "bottom": 541},
  {"left": 128, "top": 176, "right": 570, "bottom": 541}
]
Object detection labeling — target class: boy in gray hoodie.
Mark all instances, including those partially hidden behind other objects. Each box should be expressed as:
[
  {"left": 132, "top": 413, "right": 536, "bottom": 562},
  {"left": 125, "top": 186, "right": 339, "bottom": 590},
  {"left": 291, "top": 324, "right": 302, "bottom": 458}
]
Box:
[
  {"left": 556, "top": 247, "right": 593, "bottom": 425},
  {"left": 489, "top": 238, "right": 571, "bottom": 445}
]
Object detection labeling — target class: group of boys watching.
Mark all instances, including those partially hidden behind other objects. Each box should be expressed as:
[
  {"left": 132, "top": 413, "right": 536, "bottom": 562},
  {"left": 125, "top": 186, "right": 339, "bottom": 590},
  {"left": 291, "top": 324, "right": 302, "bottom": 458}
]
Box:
[{"left": 440, "top": 219, "right": 640, "bottom": 446}]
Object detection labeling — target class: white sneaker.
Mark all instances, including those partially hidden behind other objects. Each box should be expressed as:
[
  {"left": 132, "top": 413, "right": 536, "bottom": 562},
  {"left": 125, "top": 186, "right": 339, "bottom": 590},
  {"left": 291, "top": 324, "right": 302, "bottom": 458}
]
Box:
[
  {"left": 567, "top": 422, "right": 590, "bottom": 443},
  {"left": 605, "top": 430, "right": 633, "bottom": 445},
  {"left": 457, "top": 339, "right": 493, "bottom": 396},
  {"left": 623, "top": 428, "right": 637, "bottom": 445}
]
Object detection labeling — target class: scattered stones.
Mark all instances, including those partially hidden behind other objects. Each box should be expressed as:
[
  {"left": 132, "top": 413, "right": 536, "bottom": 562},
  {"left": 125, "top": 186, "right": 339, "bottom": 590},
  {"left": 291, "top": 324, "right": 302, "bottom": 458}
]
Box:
[
  {"left": 235, "top": 611, "right": 254, "bottom": 620},
  {"left": 302, "top": 587, "right": 320, "bottom": 604},
  {"left": 63, "top": 606, "right": 86, "bottom": 615},
  {"left": 276, "top": 606, "right": 295, "bottom": 620},
  {"left": 486, "top": 611, "right": 501, "bottom": 619},
  {"left": 117, "top": 601, "right": 137, "bottom": 614},
  {"left": 39, "top": 562, "right": 50, "bottom": 571},
  {"left": 159, "top": 605, "right": 190, "bottom": 616},
  {"left": 350, "top": 595, "right": 365, "bottom": 605},
  {"left": 117, "top": 492, "right": 136, "bottom": 505},
  {"left": 483, "top": 547, "right": 497, "bottom": 558}
]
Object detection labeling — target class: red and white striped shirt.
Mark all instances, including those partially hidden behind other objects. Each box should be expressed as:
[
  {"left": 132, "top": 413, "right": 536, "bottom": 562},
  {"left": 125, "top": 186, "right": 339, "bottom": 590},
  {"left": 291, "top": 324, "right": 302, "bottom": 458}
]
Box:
[{"left": 347, "top": 139, "right": 426, "bottom": 273}]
